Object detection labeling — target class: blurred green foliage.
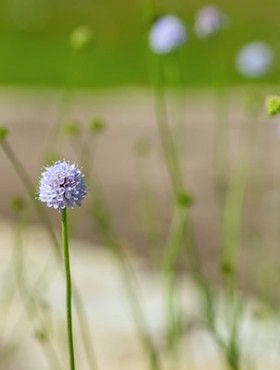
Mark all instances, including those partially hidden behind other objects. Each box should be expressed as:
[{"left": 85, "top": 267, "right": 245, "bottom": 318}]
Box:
[{"left": 0, "top": 0, "right": 280, "bottom": 87}]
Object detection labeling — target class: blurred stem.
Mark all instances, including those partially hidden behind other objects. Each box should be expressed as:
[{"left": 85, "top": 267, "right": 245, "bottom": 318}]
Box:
[
  {"left": 1, "top": 139, "right": 60, "bottom": 255},
  {"left": 150, "top": 53, "right": 187, "bottom": 367},
  {"left": 0, "top": 139, "right": 99, "bottom": 370},
  {"left": 153, "top": 55, "right": 184, "bottom": 196},
  {"left": 43, "top": 47, "right": 91, "bottom": 163},
  {"left": 72, "top": 128, "right": 161, "bottom": 369},
  {"left": 221, "top": 111, "right": 257, "bottom": 370},
  {"left": 78, "top": 133, "right": 97, "bottom": 181},
  {"left": 62, "top": 208, "right": 75, "bottom": 370},
  {"left": 212, "top": 31, "right": 229, "bottom": 217},
  {"left": 213, "top": 88, "right": 229, "bottom": 207},
  {"left": 68, "top": 124, "right": 161, "bottom": 369},
  {"left": 163, "top": 204, "right": 187, "bottom": 356},
  {"left": 164, "top": 49, "right": 186, "bottom": 154},
  {"left": 141, "top": 0, "right": 155, "bottom": 28},
  {"left": 139, "top": 186, "right": 163, "bottom": 264},
  {"left": 226, "top": 296, "right": 242, "bottom": 370},
  {"left": 10, "top": 207, "right": 63, "bottom": 370},
  {"left": 142, "top": 10, "right": 231, "bottom": 368},
  {"left": 143, "top": 6, "right": 220, "bottom": 359},
  {"left": 90, "top": 185, "right": 161, "bottom": 370},
  {"left": 44, "top": 88, "right": 72, "bottom": 163},
  {"left": 135, "top": 156, "right": 163, "bottom": 265},
  {"left": 221, "top": 114, "right": 256, "bottom": 293},
  {"left": 182, "top": 221, "right": 221, "bottom": 349},
  {"left": 142, "top": 0, "right": 184, "bottom": 195}
]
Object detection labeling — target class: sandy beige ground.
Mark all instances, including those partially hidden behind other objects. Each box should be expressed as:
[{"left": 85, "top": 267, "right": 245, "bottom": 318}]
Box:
[{"left": 1, "top": 220, "right": 280, "bottom": 370}]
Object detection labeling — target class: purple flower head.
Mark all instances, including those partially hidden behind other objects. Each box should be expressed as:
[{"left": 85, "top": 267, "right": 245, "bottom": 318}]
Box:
[
  {"left": 194, "top": 5, "right": 228, "bottom": 39},
  {"left": 37, "top": 160, "right": 87, "bottom": 212}
]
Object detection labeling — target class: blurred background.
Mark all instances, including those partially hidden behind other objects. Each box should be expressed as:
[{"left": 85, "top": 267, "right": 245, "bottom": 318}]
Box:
[
  {"left": 1, "top": 0, "right": 280, "bottom": 298},
  {"left": 1, "top": 1, "right": 280, "bottom": 369},
  {"left": 0, "top": 0, "right": 279, "bottom": 86}
]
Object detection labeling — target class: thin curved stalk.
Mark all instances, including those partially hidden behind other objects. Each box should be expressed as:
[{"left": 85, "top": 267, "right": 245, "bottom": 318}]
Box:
[{"left": 0, "top": 139, "right": 99, "bottom": 370}]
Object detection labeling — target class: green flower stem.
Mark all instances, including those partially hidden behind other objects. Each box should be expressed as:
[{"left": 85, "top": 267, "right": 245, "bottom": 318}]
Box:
[
  {"left": 141, "top": 1, "right": 220, "bottom": 358},
  {"left": 1, "top": 139, "right": 60, "bottom": 255},
  {"left": 213, "top": 89, "right": 229, "bottom": 204},
  {"left": 212, "top": 32, "right": 229, "bottom": 213},
  {"left": 70, "top": 120, "right": 159, "bottom": 370},
  {"left": 153, "top": 56, "right": 184, "bottom": 195},
  {"left": 163, "top": 204, "right": 187, "bottom": 355},
  {"left": 164, "top": 49, "right": 187, "bottom": 155},
  {"left": 62, "top": 208, "right": 75, "bottom": 370},
  {"left": 0, "top": 139, "right": 98, "bottom": 370},
  {"left": 225, "top": 296, "right": 241, "bottom": 370},
  {"left": 2, "top": 204, "right": 62, "bottom": 370},
  {"left": 221, "top": 113, "right": 257, "bottom": 370},
  {"left": 141, "top": 0, "right": 155, "bottom": 30},
  {"left": 142, "top": 0, "right": 184, "bottom": 195},
  {"left": 222, "top": 113, "right": 256, "bottom": 294},
  {"left": 44, "top": 89, "right": 72, "bottom": 163}
]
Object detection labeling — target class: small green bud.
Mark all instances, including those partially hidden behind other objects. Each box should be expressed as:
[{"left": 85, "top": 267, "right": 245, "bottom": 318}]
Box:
[
  {"left": 89, "top": 118, "right": 104, "bottom": 134},
  {"left": 10, "top": 196, "right": 25, "bottom": 212},
  {"left": 265, "top": 95, "right": 280, "bottom": 117},
  {"left": 69, "top": 26, "right": 93, "bottom": 49},
  {"left": 176, "top": 191, "right": 193, "bottom": 207},
  {"left": 0, "top": 126, "right": 8, "bottom": 140},
  {"left": 221, "top": 261, "right": 234, "bottom": 275},
  {"left": 62, "top": 121, "right": 80, "bottom": 136}
]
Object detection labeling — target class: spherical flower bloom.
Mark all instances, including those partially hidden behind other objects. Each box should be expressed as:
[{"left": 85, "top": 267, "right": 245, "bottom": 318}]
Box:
[
  {"left": 37, "top": 161, "right": 87, "bottom": 212},
  {"left": 194, "top": 5, "right": 228, "bottom": 39},
  {"left": 149, "top": 15, "right": 187, "bottom": 54},
  {"left": 236, "top": 42, "right": 273, "bottom": 78}
]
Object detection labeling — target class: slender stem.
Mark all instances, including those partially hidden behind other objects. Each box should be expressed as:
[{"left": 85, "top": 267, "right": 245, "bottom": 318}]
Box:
[
  {"left": 153, "top": 57, "right": 184, "bottom": 195},
  {"left": 61, "top": 208, "right": 75, "bottom": 370},
  {"left": 1, "top": 139, "right": 98, "bottom": 370},
  {"left": 221, "top": 110, "right": 257, "bottom": 370},
  {"left": 162, "top": 204, "right": 186, "bottom": 353},
  {"left": 90, "top": 192, "right": 160, "bottom": 370},
  {"left": 1, "top": 139, "right": 60, "bottom": 255}
]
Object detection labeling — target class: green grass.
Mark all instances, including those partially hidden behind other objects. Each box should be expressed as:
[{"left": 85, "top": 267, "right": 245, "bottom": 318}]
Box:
[{"left": 0, "top": 0, "right": 280, "bottom": 87}]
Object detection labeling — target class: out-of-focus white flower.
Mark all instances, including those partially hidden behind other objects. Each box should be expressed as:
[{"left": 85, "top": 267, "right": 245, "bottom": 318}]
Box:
[
  {"left": 236, "top": 42, "right": 273, "bottom": 78},
  {"left": 194, "top": 5, "right": 228, "bottom": 39},
  {"left": 149, "top": 15, "right": 187, "bottom": 54}
]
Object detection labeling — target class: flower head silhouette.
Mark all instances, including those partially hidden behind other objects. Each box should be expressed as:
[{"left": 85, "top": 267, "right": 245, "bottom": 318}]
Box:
[{"left": 38, "top": 160, "right": 87, "bottom": 212}]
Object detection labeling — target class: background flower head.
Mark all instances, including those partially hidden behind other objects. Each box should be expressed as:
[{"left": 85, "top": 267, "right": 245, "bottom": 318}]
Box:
[
  {"left": 194, "top": 5, "right": 228, "bottom": 39},
  {"left": 149, "top": 15, "right": 187, "bottom": 54},
  {"left": 236, "top": 41, "right": 273, "bottom": 78},
  {"left": 69, "top": 26, "right": 93, "bottom": 49},
  {"left": 37, "top": 160, "right": 87, "bottom": 212}
]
